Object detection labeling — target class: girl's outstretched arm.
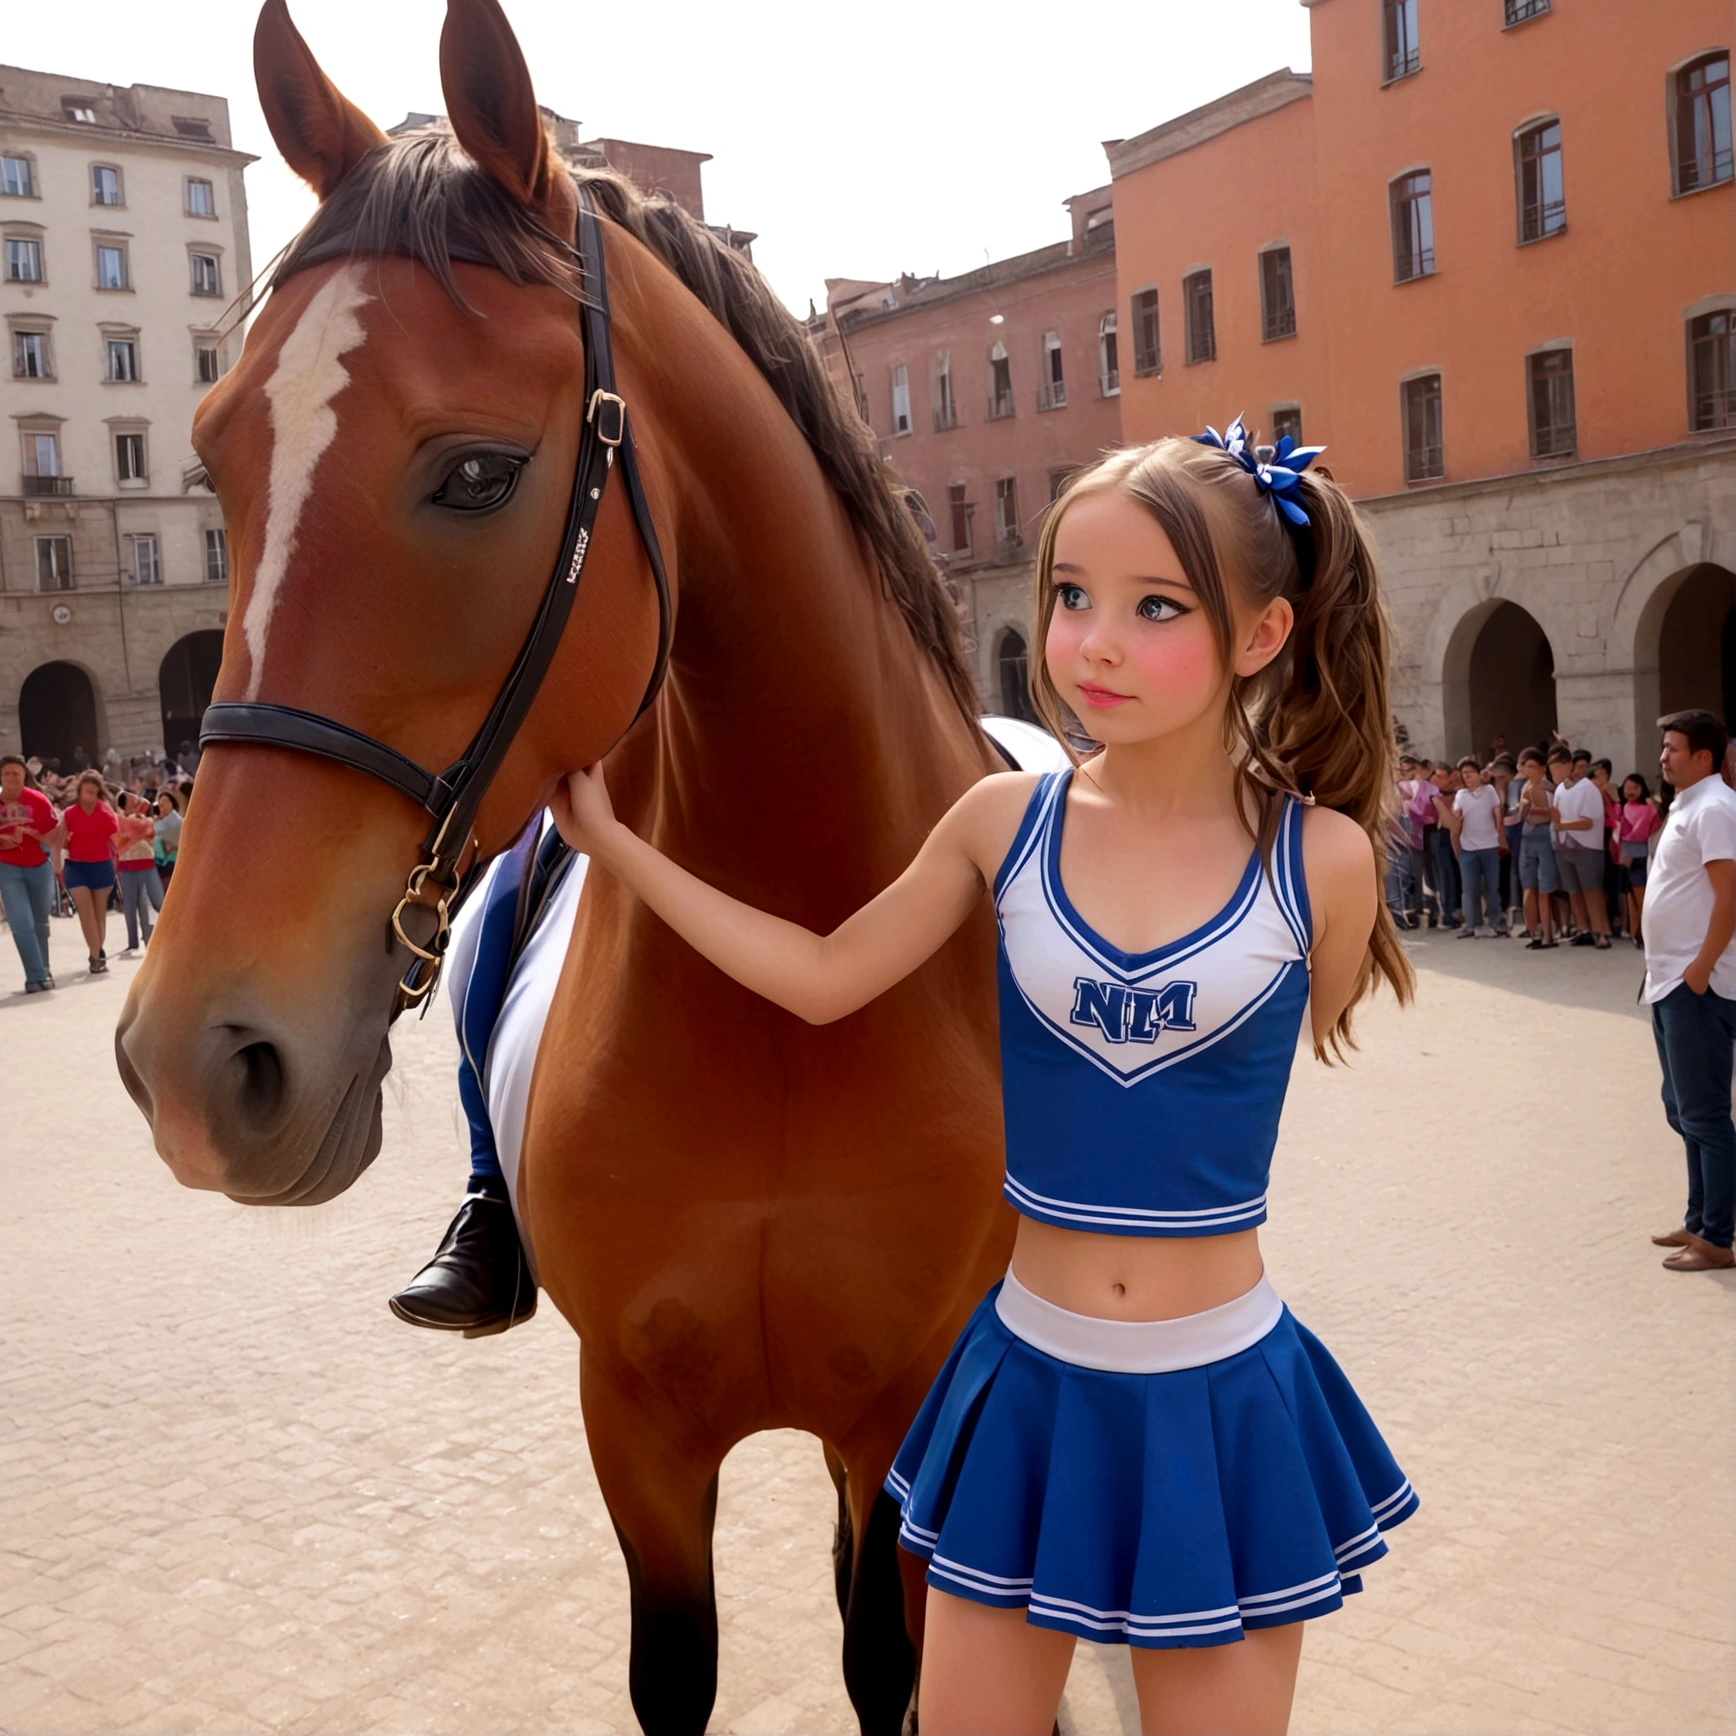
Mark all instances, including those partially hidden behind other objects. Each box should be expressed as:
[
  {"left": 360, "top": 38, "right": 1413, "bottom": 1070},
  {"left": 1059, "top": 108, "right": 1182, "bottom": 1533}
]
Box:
[{"left": 550, "top": 764, "right": 1033, "bottom": 1025}]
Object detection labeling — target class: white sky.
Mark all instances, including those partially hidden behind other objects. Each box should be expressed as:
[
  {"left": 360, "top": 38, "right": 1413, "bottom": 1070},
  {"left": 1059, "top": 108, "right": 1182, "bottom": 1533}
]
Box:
[{"left": 8, "top": 0, "right": 1313, "bottom": 314}]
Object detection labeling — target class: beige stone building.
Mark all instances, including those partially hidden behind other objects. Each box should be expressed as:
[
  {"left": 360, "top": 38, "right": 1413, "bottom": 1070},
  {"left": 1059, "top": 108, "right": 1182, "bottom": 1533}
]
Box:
[{"left": 0, "top": 64, "right": 253, "bottom": 767}]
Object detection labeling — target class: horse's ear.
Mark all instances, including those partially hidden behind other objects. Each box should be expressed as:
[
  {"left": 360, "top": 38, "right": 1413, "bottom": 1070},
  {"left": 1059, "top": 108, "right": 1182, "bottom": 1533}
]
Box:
[
  {"left": 254, "top": 0, "right": 387, "bottom": 199},
  {"left": 439, "top": 0, "right": 578, "bottom": 239}
]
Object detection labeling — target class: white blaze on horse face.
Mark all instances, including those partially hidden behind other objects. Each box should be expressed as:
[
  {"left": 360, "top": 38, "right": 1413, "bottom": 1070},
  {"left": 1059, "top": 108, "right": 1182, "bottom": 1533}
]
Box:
[{"left": 242, "top": 265, "right": 373, "bottom": 698}]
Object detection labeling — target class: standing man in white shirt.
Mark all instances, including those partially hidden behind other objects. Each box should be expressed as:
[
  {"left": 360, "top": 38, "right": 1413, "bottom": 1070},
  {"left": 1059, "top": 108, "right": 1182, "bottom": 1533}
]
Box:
[
  {"left": 1449, "top": 756, "right": 1507, "bottom": 936},
  {"left": 1551, "top": 749, "right": 1612, "bottom": 949},
  {"left": 1645, "top": 710, "right": 1736, "bottom": 1272}
]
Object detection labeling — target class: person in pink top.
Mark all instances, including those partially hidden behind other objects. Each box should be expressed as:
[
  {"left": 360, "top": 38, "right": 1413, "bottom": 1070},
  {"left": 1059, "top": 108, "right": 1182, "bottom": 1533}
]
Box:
[
  {"left": 1618, "top": 773, "right": 1663, "bottom": 949},
  {"left": 58, "top": 770, "right": 119, "bottom": 974},
  {"left": 114, "top": 791, "right": 165, "bottom": 955},
  {"left": 1, "top": 753, "right": 59, "bottom": 992}
]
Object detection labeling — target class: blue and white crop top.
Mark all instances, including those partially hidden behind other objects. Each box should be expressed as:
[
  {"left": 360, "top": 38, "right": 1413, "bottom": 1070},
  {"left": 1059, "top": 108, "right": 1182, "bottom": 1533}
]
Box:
[{"left": 995, "top": 770, "right": 1313, "bottom": 1238}]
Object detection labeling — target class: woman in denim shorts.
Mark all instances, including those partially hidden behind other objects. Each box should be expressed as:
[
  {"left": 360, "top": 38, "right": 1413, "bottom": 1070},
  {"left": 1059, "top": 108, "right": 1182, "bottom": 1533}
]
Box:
[{"left": 1514, "top": 752, "right": 1558, "bottom": 948}]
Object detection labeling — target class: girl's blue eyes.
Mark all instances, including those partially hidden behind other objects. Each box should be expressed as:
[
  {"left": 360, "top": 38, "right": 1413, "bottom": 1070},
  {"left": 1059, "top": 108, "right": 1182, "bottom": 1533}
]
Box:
[{"left": 1056, "top": 583, "right": 1187, "bottom": 624}]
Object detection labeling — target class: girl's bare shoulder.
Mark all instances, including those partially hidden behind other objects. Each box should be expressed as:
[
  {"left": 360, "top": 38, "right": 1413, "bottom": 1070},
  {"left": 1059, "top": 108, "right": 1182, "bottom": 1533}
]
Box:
[
  {"left": 1300, "top": 803, "right": 1377, "bottom": 884},
  {"left": 946, "top": 770, "right": 1048, "bottom": 879}
]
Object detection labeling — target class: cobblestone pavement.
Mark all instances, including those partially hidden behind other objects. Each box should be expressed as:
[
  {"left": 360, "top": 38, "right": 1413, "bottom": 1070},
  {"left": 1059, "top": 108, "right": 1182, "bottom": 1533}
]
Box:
[{"left": 2, "top": 918, "right": 1731, "bottom": 1735}]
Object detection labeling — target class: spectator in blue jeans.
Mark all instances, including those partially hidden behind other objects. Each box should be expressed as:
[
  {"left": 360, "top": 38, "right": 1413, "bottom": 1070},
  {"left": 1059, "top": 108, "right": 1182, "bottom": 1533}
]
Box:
[
  {"left": 0, "top": 753, "right": 58, "bottom": 993},
  {"left": 1450, "top": 756, "right": 1506, "bottom": 936},
  {"left": 1644, "top": 710, "right": 1736, "bottom": 1273}
]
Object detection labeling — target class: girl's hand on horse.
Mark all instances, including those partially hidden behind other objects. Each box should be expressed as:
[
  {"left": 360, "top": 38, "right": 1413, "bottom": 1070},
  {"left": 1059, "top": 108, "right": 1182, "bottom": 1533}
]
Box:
[{"left": 551, "top": 763, "right": 619, "bottom": 857}]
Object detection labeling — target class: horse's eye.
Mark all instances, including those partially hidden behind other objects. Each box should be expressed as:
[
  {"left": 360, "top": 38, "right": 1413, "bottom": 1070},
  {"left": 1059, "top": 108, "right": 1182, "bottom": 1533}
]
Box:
[{"left": 433, "top": 451, "right": 525, "bottom": 512}]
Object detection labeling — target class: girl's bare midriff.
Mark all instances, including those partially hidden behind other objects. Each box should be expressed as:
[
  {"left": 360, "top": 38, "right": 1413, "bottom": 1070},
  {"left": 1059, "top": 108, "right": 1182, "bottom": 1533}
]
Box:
[{"left": 1010, "top": 1215, "right": 1265, "bottom": 1321}]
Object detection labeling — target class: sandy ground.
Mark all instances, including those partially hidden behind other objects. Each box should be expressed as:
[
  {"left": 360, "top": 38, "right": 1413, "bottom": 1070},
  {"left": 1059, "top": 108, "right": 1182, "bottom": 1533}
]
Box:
[{"left": 1, "top": 911, "right": 1731, "bottom": 1735}]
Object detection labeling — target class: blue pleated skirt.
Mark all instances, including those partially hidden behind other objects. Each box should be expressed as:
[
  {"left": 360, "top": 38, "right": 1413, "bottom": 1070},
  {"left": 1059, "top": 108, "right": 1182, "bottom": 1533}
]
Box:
[{"left": 885, "top": 1283, "right": 1417, "bottom": 1648}]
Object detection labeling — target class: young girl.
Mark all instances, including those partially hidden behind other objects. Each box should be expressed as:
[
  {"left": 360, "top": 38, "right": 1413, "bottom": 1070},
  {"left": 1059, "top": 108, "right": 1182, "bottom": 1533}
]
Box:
[
  {"left": 57, "top": 770, "right": 118, "bottom": 974},
  {"left": 1616, "top": 773, "right": 1661, "bottom": 949},
  {"left": 552, "top": 425, "right": 1417, "bottom": 1735}
]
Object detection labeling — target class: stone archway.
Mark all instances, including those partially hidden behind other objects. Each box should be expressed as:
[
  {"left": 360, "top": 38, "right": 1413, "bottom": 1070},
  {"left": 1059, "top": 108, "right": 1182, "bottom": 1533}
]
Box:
[
  {"left": 995, "top": 627, "right": 1037, "bottom": 723},
  {"left": 19, "top": 662, "right": 101, "bottom": 771},
  {"left": 158, "top": 631, "right": 225, "bottom": 761},
  {"left": 1440, "top": 600, "right": 1557, "bottom": 759},
  {"left": 1647, "top": 563, "right": 1736, "bottom": 725}
]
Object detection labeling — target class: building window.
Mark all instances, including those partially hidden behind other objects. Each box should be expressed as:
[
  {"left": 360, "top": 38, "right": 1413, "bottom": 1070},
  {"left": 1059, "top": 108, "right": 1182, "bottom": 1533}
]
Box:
[
  {"left": 127, "top": 533, "right": 161, "bottom": 586},
  {"left": 1098, "top": 312, "right": 1119, "bottom": 395},
  {"left": 91, "top": 164, "right": 122, "bottom": 207},
  {"left": 106, "top": 336, "right": 139, "bottom": 382},
  {"left": 1384, "top": 0, "right": 1420, "bottom": 81},
  {"left": 1673, "top": 54, "right": 1733, "bottom": 194},
  {"left": 1130, "top": 289, "right": 1161, "bottom": 377},
  {"left": 1048, "top": 469, "right": 1075, "bottom": 502},
  {"left": 195, "top": 341, "right": 223, "bottom": 384},
  {"left": 1391, "top": 172, "right": 1436, "bottom": 281},
  {"left": 932, "top": 351, "right": 957, "bottom": 431},
  {"left": 1, "top": 155, "right": 36, "bottom": 198},
  {"left": 95, "top": 242, "right": 129, "bottom": 290},
  {"left": 24, "top": 429, "right": 61, "bottom": 479},
  {"left": 12, "top": 329, "right": 52, "bottom": 379},
  {"left": 1259, "top": 247, "right": 1296, "bottom": 340},
  {"left": 1527, "top": 348, "right": 1576, "bottom": 457},
  {"left": 62, "top": 100, "right": 97, "bottom": 125},
  {"left": 1504, "top": 0, "right": 1550, "bottom": 23},
  {"left": 1272, "top": 405, "right": 1304, "bottom": 446},
  {"left": 115, "top": 430, "right": 148, "bottom": 483},
  {"left": 1402, "top": 374, "right": 1444, "bottom": 482},
  {"left": 36, "top": 535, "right": 75, "bottom": 592},
  {"left": 890, "top": 362, "right": 912, "bottom": 435},
  {"left": 1516, "top": 120, "right": 1566, "bottom": 241},
  {"left": 1038, "top": 331, "right": 1066, "bottom": 411},
  {"left": 1690, "top": 309, "right": 1735, "bottom": 431},
  {"left": 1183, "top": 270, "right": 1215, "bottom": 364},
  {"left": 186, "top": 178, "right": 216, "bottom": 218},
  {"left": 190, "top": 252, "right": 221, "bottom": 297},
  {"left": 205, "top": 528, "right": 230, "bottom": 584},
  {"left": 987, "top": 341, "right": 1014, "bottom": 420},
  {"left": 997, "top": 629, "right": 1037, "bottom": 724},
  {"left": 5, "top": 236, "right": 44, "bottom": 282},
  {"left": 994, "top": 476, "right": 1020, "bottom": 549},
  {"left": 948, "top": 482, "right": 971, "bottom": 555},
  {"left": 851, "top": 373, "right": 868, "bottom": 423}
]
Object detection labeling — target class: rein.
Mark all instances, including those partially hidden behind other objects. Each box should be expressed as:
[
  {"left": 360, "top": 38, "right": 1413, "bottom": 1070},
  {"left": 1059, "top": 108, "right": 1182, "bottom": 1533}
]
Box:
[{"left": 199, "top": 186, "right": 673, "bottom": 1012}]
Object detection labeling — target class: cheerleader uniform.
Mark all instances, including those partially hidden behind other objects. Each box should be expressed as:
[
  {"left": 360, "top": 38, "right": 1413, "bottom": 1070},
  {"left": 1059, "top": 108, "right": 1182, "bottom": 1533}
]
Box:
[{"left": 886, "top": 769, "right": 1417, "bottom": 1648}]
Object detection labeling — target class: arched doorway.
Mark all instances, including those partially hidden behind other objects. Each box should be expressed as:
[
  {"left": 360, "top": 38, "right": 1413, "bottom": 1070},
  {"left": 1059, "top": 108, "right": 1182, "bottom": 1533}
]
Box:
[
  {"left": 158, "top": 631, "right": 225, "bottom": 759},
  {"left": 18, "top": 662, "right": 100, "bottom": 771},
  {"left": 1655, "top": 564, "right": 1736, "bottom": 724},
  {"left": 1442, "top": 600, "right": 1557, "bottom": 759},
  {"left": 996, "top": 628, "right": 1037, "bottom": 723}
]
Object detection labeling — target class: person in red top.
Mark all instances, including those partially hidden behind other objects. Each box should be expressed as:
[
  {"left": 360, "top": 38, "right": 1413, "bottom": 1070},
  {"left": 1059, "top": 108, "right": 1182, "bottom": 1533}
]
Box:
[
  {"left": 59, "top": 770, "right": 119, "bottom": 974},
  {"left": 1, "top": 753, "right": 59, "bottom": 992}
]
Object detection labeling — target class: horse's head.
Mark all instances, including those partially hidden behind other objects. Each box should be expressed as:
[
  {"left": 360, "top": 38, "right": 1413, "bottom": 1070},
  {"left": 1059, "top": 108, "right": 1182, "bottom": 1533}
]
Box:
[{"left": 116, "top": 0, "right": 667, "bottom": 1203}]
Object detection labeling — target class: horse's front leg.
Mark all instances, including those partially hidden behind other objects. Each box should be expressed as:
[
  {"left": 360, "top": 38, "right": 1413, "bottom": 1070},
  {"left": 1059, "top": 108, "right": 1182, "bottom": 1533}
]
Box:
[{"left": 581, "top": 1351, "right": 724, "bottom": 1736}]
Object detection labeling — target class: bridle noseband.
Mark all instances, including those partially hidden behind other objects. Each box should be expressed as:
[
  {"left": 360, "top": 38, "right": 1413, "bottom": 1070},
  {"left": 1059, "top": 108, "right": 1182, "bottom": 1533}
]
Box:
[{"left": 200, "top": 187, "right": 672, "bottom": 1012}]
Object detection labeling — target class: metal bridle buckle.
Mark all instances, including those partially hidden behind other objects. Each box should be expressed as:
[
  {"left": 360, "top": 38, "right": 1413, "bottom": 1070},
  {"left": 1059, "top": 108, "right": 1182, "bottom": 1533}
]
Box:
[
  {"left": 587, "top": 389, "right": 626, "bottom": 447},
  {"left": 390, "top": 859, "right": 453, "bottom": 1004}
]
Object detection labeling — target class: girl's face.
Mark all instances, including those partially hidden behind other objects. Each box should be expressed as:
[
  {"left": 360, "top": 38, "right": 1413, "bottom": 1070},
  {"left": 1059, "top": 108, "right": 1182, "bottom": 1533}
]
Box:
[
  {"left": 158, "top": 793, "right": 174, "bottom": 815},
  {"left": 1622, "top": 778, "right": 1642, "bottom": 802},
  {"left": 1591, "top": 767, "right": 1610, "bottom": 791},
  {"left": 1043, "top": 490, "right": 1289, "bottom": 748}
]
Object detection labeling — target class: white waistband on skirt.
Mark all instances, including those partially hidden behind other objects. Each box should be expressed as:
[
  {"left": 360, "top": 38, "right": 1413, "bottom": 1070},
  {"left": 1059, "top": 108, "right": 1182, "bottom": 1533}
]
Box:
[{"left": 994, "top": 1269, "right": 1284, "bottom": 1374}]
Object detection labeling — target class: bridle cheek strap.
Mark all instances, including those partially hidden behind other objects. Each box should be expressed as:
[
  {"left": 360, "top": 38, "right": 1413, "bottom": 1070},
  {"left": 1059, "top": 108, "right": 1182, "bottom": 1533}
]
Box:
[{"left": 199, "top": 186, "right": 673, "bottom": 1013}]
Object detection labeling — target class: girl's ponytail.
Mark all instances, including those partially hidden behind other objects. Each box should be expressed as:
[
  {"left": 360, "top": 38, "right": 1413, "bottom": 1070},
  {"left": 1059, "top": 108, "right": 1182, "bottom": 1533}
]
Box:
[{"left": 1265, "top": 471, "right": 1414, "bottom": 1053}]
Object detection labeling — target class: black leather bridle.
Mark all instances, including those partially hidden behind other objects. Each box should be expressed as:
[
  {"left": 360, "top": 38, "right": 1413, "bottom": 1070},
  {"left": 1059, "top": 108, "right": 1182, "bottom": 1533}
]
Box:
[{"left": 199, "top": 186, "right": 672, "bottom": 1010}]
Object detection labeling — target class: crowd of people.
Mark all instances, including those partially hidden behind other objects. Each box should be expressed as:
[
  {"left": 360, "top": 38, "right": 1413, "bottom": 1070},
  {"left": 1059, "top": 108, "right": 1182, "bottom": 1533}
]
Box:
[
  {"left": 1388, "top": 732, "right": 1665, "bottom": 951},
  {"left": 0, "top": 744, "right": 197, "bottom": 993}
]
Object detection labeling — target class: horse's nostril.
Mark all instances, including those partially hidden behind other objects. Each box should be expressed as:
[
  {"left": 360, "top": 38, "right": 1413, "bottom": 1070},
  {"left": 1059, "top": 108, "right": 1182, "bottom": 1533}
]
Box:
[{"left": 234, "top": 1039, "right": 287, "bottom": 1126}]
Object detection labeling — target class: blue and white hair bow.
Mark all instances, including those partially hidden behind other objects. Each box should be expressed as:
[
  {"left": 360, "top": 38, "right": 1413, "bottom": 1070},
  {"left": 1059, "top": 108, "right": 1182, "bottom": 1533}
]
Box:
[{"left": 1193, "top": 415, "right": 1325, "bottom": 528}]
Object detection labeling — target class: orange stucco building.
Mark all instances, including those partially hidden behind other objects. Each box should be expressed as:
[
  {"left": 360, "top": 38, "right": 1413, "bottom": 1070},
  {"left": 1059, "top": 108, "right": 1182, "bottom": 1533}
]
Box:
[{"left": 1107, "top": 0, "right": 1735, "bottom": 769}]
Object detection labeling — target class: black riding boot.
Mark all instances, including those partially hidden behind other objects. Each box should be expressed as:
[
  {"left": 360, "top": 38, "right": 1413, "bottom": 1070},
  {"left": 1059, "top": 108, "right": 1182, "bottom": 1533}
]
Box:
[{"left": 389, "top": 1179, "right": 537, "bottom": 1337}]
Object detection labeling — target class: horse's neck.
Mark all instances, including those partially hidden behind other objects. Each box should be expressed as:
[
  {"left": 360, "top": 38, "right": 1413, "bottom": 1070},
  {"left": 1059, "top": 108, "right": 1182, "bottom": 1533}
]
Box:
[{"left": 617, "top": 296, "right": 980, "bottom": 923}]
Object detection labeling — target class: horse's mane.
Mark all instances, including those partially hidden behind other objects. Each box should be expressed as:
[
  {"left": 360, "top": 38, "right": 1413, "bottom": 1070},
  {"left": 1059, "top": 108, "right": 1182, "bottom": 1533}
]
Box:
[{"left": 273, "top": 137, "right": 978, "bottom": 722}]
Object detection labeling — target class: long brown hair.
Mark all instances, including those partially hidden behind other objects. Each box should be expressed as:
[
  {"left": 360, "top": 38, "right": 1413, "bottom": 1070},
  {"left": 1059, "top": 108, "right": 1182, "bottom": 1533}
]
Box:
[{"left": 1030, "top": 437, "right": 1414, "bottom": 1056}]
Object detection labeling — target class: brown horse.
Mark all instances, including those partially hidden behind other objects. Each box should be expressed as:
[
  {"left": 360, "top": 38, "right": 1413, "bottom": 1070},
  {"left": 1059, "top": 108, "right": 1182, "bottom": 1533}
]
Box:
[{"left": 116, "top": 2, "right": 1013, "bottom": 1729}]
